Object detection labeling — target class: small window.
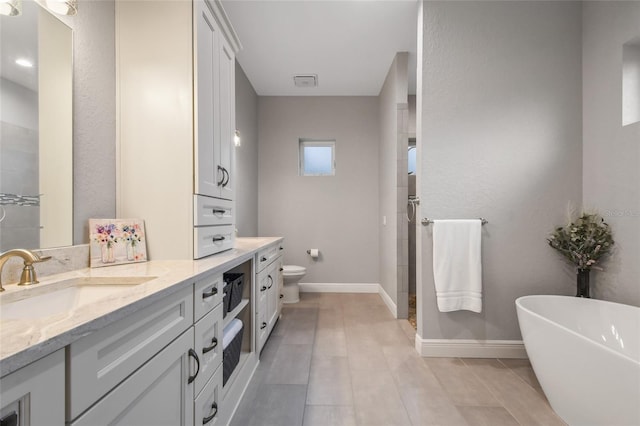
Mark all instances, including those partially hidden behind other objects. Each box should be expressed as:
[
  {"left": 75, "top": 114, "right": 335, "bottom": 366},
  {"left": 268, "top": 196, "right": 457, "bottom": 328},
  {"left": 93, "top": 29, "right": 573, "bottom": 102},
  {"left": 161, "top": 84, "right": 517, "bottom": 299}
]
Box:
[{"left": 299, "top": 139, "right": 335, "bottom": 176}]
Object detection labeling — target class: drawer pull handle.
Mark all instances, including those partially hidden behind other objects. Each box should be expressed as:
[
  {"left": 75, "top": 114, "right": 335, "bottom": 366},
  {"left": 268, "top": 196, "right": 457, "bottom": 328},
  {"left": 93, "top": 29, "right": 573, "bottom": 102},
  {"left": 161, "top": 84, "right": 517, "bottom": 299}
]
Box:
[
  {"left": 188, "top": 349, "right": 200, "bottom": 384},
  {"left": 260, "top": 285, "right": 267, "bottom": 292},
  {"left": 202, "top": 337, "right": 218, "bottom": 354},
  {"left": 202, "top": 287, "right": 218, "bottom": 299},
  {"left": 216, "top": 166, "right": 225, "bottom": 186},
  {"left": 279, "top": 267, "right": 284, "bottom": 272},
  {"left": 267, "top": 275, "right": 273, "bottom": 289},
  {"left": 211, "top": 209, "right": 226, "bottom": 215},
  {"left": 280, "top": 294, "right": 284, "bottom": 299},
  {"left": 260, "top": 322, "right": 267, "bottom": 330},
  {"left": 279, "top": 247, "right": 284, "bottom": 250},
  {"left": 203, "top": 402, "right": 218, "bottom": 425},
  {"left": 221, "top": 168, "right": 230, "bottom": 187},
  {"left": 212, "top": 236, "right": 226, "bottom": 242},
  {"left": 260, "top": 256, "right": 267, "bottom": 262}
]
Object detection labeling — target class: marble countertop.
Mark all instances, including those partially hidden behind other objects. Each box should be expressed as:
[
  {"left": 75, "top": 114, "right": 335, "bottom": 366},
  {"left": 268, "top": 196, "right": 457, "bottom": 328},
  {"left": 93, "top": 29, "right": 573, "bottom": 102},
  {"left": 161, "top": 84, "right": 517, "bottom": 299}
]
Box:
[{"left": 0, "top": 237, "right": 283, "bottom": 377}]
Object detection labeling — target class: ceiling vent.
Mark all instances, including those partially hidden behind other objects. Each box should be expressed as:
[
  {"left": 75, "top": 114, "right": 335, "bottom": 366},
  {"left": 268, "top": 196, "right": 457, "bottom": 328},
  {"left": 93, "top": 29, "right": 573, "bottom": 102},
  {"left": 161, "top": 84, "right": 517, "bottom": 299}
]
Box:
[{"left": 293, "top": 74, "right": 318, "bottom": 88}]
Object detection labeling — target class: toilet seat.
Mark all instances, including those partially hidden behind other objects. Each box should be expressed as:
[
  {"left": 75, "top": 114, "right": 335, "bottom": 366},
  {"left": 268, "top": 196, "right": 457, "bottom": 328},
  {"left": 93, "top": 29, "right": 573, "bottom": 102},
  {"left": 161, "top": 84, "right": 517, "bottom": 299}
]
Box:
[{"left": 282, "top": 265, "right": 306, "bottom": 276}]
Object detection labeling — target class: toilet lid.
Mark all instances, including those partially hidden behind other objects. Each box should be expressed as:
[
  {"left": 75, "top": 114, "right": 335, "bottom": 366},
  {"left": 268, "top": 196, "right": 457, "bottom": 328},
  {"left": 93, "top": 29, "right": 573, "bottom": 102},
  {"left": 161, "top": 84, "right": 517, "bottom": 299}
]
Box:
[{"left": 283, "top": 265, "right": 306, "bottom": 274}]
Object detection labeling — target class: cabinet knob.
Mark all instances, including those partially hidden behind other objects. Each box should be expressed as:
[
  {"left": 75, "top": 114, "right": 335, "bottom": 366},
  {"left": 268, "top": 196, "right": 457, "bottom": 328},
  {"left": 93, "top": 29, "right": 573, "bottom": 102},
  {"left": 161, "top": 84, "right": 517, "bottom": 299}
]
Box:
[
  {"left": 279, "top": 267, "right": 284, "bottom": 272},
  {"left": 260, "top": 322, "right": 267, "bottom": 330},
  {"left": 280, "top": 294, "right": 284, "bottom": 299},
  {"left": 260, "top": 256, "right": 267, "bottom": 262}
]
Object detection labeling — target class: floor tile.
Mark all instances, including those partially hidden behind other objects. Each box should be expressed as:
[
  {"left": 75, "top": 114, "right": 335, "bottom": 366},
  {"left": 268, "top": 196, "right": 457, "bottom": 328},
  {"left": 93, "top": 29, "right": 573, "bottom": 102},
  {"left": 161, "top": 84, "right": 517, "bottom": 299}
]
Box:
[
  {"left": 302, "top": 405, "right": 357, "bottom": 426},
  {"left": 350, "top": 368, "right": 412, "bottom": 425},
  {"left": 425, "top": 357, "right": 500, "bottom": 406},
  {"left": 462, "top": 359, "right": 566, "bottom": 426},
  {"left": 245, "top": 384, "right": 307, "bottom": 426},
  {"left": 264, "top": 344, "right": 312, "bottom": 385},
  {"left": 314, "top": 328, "right": 348, "bottom": 357},
  {"left": 498, "top": 358, "right": 545, "bottom": 396},
  {"left": 457, "top": 406, "right": 520, "bottom": 426},
  {"left": 231, "top": 293, "right": 550, "bottom": 426},
  {"left": 347, "top": 340, "right": 389, "bottom": 371},
  {"left": 306, "top": 356, "right": 353, "bottom": 405}
]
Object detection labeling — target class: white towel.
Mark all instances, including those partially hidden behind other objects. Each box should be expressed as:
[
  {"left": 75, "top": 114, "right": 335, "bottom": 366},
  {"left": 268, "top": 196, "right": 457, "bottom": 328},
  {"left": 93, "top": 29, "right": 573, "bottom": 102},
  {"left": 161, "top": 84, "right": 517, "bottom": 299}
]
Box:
[
  {"left": 432, "top": 219, "right": 482, "bottom": 313},
  {"left": 223, "top": 319, "right": 243, "bottom": 349}
]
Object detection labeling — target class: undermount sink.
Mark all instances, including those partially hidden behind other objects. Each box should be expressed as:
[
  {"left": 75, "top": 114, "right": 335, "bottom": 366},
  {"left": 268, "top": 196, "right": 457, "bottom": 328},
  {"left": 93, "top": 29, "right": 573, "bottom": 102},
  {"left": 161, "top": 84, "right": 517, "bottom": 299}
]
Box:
[{"left": 0, "top": 276, "right": 157, "bottom": 321}]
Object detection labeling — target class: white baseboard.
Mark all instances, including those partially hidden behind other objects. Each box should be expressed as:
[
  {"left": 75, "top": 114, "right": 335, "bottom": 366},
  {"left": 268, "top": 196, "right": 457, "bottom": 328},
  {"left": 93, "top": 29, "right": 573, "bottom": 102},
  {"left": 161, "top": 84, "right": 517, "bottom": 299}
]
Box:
[
  {"left": 377, "top": 284, "right": 398, "bottom": 318},
  {"left": 298, "top": 283, "right": 379, "bottom": 293},
  {"left": 415, "top": 336, "right": 527, "bottom": 359}
]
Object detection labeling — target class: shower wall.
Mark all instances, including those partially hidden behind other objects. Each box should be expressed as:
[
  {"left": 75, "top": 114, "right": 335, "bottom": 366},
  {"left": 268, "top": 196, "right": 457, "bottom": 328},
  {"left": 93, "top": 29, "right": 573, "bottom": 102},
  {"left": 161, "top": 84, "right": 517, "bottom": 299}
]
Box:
[{"left": 0, "top": 78, "right": 40, "bottom": 250}]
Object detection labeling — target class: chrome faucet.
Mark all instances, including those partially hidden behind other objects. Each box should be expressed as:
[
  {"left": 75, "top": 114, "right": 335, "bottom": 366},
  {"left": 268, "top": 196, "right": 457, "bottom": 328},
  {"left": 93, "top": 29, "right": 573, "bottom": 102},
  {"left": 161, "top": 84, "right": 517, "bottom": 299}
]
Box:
[{"left": 0, "top": 249, "right": 52, "bottom": 292}]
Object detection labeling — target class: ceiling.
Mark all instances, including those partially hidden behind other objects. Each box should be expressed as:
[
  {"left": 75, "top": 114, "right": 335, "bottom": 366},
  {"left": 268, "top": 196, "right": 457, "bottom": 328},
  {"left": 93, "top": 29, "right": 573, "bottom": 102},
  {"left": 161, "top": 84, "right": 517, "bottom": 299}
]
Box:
[{"left": 221, "top": 0, "right": 418, "bottom": 96}]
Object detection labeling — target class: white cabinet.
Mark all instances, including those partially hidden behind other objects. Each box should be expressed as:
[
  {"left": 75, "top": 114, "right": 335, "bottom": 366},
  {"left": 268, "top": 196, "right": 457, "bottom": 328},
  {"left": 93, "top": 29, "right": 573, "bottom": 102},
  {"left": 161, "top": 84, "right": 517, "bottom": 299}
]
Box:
[
  {"left": 116, "top": 0, "right": 241, "bottom": 260},
  {"left": 255, "top": 243, "right": 284, "bottom": 353},
  {"left": 67, "top": 286, "right": 194, "bottom": 420},
  {"left": 0, "top": 350, "right": 64, "bottom": 426},
  {"left": 71, "top": 330, "right": 195, "bottom": 426},
  {"left": 194, "top": 303, "right": 224, "bottom": 397},
  {"left": 194, "top": 0, "right": 235, "bottom": 202}
]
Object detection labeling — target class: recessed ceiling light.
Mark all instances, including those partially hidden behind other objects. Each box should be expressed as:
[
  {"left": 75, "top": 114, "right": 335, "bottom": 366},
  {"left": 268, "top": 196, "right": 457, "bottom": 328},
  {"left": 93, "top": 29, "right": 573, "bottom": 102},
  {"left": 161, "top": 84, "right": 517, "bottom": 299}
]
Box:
[
  {"left": 15, "top": 58, "right": 33, "bottom": 68},
  {"left": 294, "top": 75, "right": 318, "bottom": 88}
]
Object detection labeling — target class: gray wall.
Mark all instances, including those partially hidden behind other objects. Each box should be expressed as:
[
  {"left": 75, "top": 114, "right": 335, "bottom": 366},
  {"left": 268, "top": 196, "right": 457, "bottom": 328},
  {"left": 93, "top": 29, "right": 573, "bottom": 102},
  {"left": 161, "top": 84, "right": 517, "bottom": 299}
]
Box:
[
  {"left": 60, "top": 1, "right": 116, "bottom": 245},
  {"left": 258, "top": 96, "right": 379, "bottom": 284},
  {"left": 583, "top": 2, "right": 640, "bottom": 305},
  {"left": 418, "top": 1, "right": 583, "bottom": 340},
  {"left": 235, "top": 61, "right": 259, "bottom": 237},
  {"left": 378, "top": 53, "right": 409, "bottom": 316}
]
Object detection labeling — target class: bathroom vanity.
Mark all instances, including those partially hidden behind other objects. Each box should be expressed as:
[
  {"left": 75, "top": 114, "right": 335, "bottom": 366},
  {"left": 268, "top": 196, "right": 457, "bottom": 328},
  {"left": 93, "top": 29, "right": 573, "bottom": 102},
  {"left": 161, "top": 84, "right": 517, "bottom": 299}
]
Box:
[{"left": 0, "top": 237, "right": 283, "bottom": 426}]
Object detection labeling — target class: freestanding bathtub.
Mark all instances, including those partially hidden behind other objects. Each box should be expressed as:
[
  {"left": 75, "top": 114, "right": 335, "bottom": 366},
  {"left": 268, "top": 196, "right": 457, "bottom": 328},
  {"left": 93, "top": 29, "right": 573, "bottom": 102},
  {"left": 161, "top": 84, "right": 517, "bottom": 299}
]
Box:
[{"left": 516, "top": 295, "right": 640, "bottom": 426}]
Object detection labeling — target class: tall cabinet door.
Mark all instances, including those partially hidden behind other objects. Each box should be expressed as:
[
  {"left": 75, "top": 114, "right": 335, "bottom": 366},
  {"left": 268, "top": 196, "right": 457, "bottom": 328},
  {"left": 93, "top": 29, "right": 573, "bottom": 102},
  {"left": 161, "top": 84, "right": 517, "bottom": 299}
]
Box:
[
  {"left": 217, "top": 35, "right": 235, "bottom": 201},
  {"left": 267, "top": 260, "right": 281, "bottom": 330},
  {"left": 195, "top": 1, "right": 221, "bottom": 198}
]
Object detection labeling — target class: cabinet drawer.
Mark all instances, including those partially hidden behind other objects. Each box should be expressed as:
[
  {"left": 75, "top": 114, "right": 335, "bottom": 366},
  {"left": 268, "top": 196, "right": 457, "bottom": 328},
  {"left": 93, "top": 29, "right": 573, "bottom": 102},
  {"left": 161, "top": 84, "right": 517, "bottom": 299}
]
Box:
[
  {"left": 194, "top": 225, "right": 235, "bottom": 259},
  {"left": 0, "top": 349, "right": 65, "bottom": 426},
  {"left": 195, "top": 272, "right": 223, "bottom": 321},
  {"left": 256, "top": 242, "right": 282, "bottom": 272},
  {"left": 194, "top": 195, "right": 233, "bottom": 226},
  {"left": 194, "top": 303, "right": 223, "bottom": 397},
  {"left": 195, "top": 363, "right": 223, "bottom": 426},
  {"left": 71, "top": 329, "right": 195, "bottom": 426},
  {"left": 68, "top": 286, "right": 193, "bottom": 420}
]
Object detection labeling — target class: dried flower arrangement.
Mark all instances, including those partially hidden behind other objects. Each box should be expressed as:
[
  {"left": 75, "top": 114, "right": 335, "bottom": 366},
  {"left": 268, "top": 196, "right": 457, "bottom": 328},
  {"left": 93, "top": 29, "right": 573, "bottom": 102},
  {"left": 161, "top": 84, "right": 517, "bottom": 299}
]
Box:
[{"left": 547, "top": 212, "right": 614, "bottom": 271}]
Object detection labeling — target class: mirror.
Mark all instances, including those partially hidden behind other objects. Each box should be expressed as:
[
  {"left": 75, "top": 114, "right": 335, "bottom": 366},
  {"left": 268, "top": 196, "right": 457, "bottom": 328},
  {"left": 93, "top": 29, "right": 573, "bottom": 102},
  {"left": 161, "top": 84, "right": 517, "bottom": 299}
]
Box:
[{"left": 0, "top": 0, "right": 73, "bottom": 251}]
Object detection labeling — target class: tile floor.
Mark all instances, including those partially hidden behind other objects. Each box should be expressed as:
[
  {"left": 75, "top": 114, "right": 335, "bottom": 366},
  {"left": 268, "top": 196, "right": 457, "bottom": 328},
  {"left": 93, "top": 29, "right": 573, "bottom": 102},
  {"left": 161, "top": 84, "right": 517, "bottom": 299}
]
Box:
[{"left": 230, "top": 293, "right": 566, "bottom": 426}]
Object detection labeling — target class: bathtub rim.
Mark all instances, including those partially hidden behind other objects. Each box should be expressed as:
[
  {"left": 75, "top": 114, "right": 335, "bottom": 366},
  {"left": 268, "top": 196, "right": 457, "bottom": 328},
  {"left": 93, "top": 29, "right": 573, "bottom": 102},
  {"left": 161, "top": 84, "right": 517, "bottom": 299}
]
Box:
[{"left": 516, "top": 294, "right": 640, "bottom": 366}]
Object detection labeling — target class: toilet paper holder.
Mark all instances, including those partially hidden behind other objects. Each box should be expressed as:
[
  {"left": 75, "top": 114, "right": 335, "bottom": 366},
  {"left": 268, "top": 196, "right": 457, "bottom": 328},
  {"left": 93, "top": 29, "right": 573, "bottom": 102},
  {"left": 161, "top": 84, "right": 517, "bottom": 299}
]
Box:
[{"left": 306, "top": 249, "right": 320, "bottom": 259}]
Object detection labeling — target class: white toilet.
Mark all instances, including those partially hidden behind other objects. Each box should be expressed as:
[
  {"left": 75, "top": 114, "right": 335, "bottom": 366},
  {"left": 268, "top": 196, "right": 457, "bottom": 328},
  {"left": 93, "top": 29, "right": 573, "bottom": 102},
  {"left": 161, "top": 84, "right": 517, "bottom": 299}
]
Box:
[{"left": 282, "top": 265, "right": 306, "bottom": 303}]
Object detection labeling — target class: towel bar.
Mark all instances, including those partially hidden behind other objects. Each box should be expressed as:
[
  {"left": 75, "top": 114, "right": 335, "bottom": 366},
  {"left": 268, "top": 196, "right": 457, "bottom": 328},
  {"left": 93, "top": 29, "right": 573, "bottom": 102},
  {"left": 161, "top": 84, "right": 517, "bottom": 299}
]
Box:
[{"left": 421, "top": 218, "right": 488, "bottom": 226}]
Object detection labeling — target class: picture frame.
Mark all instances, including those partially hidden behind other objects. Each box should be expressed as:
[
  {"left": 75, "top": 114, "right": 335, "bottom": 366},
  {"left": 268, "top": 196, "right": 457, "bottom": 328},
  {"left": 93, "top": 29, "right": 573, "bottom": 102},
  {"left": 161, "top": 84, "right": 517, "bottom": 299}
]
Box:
[{"left": 89, "top": 218, "right": 147, "bottom": 268}]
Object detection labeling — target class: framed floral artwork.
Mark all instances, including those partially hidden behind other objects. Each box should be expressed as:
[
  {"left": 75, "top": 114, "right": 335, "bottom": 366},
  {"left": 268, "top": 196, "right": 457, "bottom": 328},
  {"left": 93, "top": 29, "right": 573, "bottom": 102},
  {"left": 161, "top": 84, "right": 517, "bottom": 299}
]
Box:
[{"left": 89, "top": 219, "right": 147, "bottom": 267}]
